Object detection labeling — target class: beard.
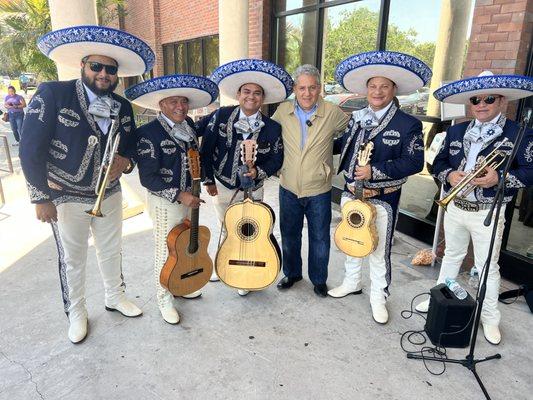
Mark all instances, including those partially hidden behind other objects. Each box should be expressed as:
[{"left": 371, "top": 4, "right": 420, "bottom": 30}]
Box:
[{"left": 81, "top": 69, "right": 119, "bottom": 96}]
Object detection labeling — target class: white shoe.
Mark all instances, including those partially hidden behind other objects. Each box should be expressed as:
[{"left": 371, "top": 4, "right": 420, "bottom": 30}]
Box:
[
  {"left": 371, "top": 303, "right": 389, "bottom": 324},
  {"left": 415, "top": 299, "right": 430, "bottom": 313},
  {"left": 237, "top": 289, "right": 250, "bottom": 296},
  {"left": 328, "top": 282, "right": 362, "bottom": 298},
  {"left": 68, "top": 316, "right": 88, "bottom": 344},
  {"left": 181, "top": 290, "right": 202, "bottom": 299},
  {"left": 482, "top": 323, "right": 501, "bottom": 345},
  {"left": 105, "top": 299, "right": 143, "bottom": 317},
  {"left": 210, "top": 270, "right": 220, "bottom": 282},
  {"left": 160, "top": 303, "right": 180, "bottom": 325}
]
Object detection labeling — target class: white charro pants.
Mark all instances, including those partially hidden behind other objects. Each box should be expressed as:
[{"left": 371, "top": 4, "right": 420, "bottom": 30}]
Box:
[
  {"left": 341, "top": 195, "right": 390, "bottom": 305},
  {"left": 436, "top": 201, "right": 505, "bottom": 326},
  {"left": 146, "top": 192, "right": 189, "bottom": 308},
  {"left": 211, "top": 180, "right": 264, "bottom": 235},
  {"left": 53, "top": 192, "right": 126, "bottom": 318}
]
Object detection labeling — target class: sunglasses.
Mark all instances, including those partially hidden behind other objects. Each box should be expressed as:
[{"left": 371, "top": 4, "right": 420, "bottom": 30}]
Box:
[
  {"left": 469, "top": 95, "right": 501, "bottom": 106},
  {"left": 85, "top": 61, "right": 118, "bottom": 75}
]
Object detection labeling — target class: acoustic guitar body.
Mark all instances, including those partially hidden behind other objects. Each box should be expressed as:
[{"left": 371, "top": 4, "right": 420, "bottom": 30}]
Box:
[
  {"left": 216, "top": 198, "right": 281, "bottom": 290},
  {"left": 160, "top": 219, "right": 213, "bottom": 296},
  {"left": 334, "top": 199, "right": 378, "bottom": 258}
]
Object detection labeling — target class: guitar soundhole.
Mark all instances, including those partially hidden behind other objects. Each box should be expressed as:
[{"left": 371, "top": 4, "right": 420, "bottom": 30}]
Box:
[
  {"left": 348, "top": 211, "right": 365, "bottom": 228},
  {"left": 237, "top": 219, "right": 259, "bottom": 241}
]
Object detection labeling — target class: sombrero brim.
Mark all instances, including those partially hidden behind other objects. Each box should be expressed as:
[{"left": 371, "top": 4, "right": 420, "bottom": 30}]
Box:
[
  {"left": 433, "top": 75, "right": 533, "bottom": 104},
  {"left": 335, "top": 51, "right": 432, "bottom": 95},
  {"left": 38, "top": 25, "right": 155, "bottom": 77},
  {"left": 210, "top": 59, "right": 293, "bottom": 104},
  {"left": 125, "top": 74, "right": 219, "bottom": 110}
]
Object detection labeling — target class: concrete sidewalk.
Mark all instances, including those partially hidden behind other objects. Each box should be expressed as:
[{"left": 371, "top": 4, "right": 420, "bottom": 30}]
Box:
[{"left": 0, "top": 166, "right": 532, "bottom": 399}]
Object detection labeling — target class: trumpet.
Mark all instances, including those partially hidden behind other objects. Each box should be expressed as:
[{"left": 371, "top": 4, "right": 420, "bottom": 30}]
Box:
[
  {"left": 86, "top": 117, "right": 121, "bottom": 217},
  {"left": 436, "top": 138, "right": 509, "bottom": 211}
]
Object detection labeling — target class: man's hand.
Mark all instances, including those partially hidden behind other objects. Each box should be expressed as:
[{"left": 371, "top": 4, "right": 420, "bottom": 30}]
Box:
[
  {"left": 177, "top": 191, "right": 204, "bottom": 208},
  {"left": 36, "top": 202, "right": 57, "bottom": 223},
  {"left": 108, "top": 154, "right": 131, "bottom": 182},
  {"left": 354, "top": 165, "right": 371, "bottom": 181},
  {"left": 448, "top": 171, "right": 467, "bottom": 187},
  {"left": 244, "top": 161, "right": 257, "bottom": 179},
  {"left": 205, "top": 183, "right": 218, "bottom": 197},
  {"left": 472, "top": 166, "right": 499, "bottom": 188}
]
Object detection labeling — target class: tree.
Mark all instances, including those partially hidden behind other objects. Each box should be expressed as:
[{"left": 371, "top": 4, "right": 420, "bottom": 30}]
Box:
[
  {"left": 0, "top": 0, "right": 56, "bottom": 80},
  {"left": 0, "top": 0, "right": 127, "bottom": 81},
  {"left": 322, "top": 7, "right": 436, "bottom": 84}
]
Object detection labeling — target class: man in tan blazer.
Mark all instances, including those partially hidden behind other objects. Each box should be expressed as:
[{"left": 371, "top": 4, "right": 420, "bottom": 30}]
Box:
[{"left": 272, "top": 64, "right": 349, "bottom": 297}]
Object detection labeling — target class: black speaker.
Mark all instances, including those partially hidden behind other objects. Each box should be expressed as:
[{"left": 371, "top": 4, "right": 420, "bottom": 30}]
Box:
[{"left": 424, "top": 283, "right": 476, "bottom": 348}]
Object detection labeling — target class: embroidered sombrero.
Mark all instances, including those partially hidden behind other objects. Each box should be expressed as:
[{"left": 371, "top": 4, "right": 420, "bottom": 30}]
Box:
[
  {"left": 38, "top": 25, "right": 155, "bottom": 77},
  {"left": 125, "top": 74, "right": 219, "bottom": 110},
  {"left": 335, "top": 51, "right": 432, "bottom": 95},
  {"left": 210, "top": 59, "right": 293, "bottom": 104},
  {"left": 433, "top": 71, "right": 533, "bottom": 104}
]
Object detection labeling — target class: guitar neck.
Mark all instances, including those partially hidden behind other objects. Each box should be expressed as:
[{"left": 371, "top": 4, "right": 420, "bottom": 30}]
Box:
[
  {"left": 188, "top": 178, "right": 201, "bottom": 253},
  {"left": 354, "top": 176, "right": 364, "bottom": 201}
]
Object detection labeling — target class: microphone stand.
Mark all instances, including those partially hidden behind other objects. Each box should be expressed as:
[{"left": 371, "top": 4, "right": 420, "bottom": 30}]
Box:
[{"left": 407, "top": 108, "right": 532, "bottom": 400}]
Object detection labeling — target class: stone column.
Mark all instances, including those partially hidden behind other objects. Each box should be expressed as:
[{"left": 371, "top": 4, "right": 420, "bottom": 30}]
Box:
[
  {"left": 48, "top": 0, "right": 98, "bottom": 80},
  {"left": 219, "top": 0, "right": 249, "bottom": 105},
  {"left": 426, "top": 0, "right": 473, "bottom": 118}
]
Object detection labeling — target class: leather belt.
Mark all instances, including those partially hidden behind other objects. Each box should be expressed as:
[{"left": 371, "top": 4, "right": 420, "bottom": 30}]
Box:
[
  {"left": 453, "top": 198, "right": 492, "bottom": 212},
  {"left": 363, "top": 185, "right": 401, "bottom": 199}
]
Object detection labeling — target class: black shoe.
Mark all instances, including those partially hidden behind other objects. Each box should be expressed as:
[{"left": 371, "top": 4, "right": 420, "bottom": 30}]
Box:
[
  {"left": 277, "top": 276, "right": 302, "bottom": 289},
  {"left": 313, "top": 284, "right": 328, "bottom": 297}
]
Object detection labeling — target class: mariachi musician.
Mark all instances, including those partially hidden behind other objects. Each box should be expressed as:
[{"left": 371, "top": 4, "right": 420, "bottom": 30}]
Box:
[
  {"left": 125, "top": 75, "right": 219, "bottom": 324},
  {"left": 198, "top": 59, "right": 291, "bottom": 296},
  {"left": 416, "top": 71, "right": 533, "bottom": 345},
  {"left": 329, "top": 51, "right": 431, "bottom": 324},
  {"left": 19, "top": 26, "right": 154, "bottom": 343}
]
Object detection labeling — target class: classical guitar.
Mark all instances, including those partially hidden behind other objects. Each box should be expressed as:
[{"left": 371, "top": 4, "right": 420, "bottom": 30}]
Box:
[
  {"left": 160, "top": 148, "right": 213, "bottom": 296},
  {"left": 334, "top": 141, "right": 378, "bottom": 257},
  {"left": 215, "top": 139, "right": 281, "bottom": 290}
]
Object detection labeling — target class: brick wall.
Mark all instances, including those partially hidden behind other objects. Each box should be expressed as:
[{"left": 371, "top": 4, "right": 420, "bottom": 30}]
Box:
[
  {"left": 249, "top": 0, "right": 271, "bottom": 60},
  {"left": 464, "top": 0, "right": 533, "bottom": 115},
  {"left": 118, "top": 0, "right": 269, "bottom": 76}
]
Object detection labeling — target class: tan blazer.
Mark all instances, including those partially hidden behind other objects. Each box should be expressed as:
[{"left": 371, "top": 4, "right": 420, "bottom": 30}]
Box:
[{"left": 272, "top": 97, "right": 349, "bottom": 198}]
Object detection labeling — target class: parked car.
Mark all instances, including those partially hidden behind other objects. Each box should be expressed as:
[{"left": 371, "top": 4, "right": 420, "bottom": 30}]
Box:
[
  {"left": 324, "top": 83, "right": 346, "bottom": 95},
  {"left": 1, "top": 75, "right": 11, "bottom": 87},
  {"left": 324, "top": 93, "right": 368, "bottom": 114},
  {"left": 397, "top": 88, "right": 429, "bottom": 115},
  {"left": 19, "top": 72, "right": 38, "bottom": 89}
]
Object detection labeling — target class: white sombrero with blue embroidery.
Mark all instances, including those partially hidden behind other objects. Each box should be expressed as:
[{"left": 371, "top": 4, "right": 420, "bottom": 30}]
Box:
[
  {"left": 335, "top": 51, "right": 432, "bottom": 95},
  {"left": 125, "top": 74, "right": 219, "bottom": 110},
  {"left": 433, "top": 71, "right": 533, "bottom": 104},
  {"left": 38, "top": 25, "right": 155, "bottom": 77},
  {"left": 210, "top": 59, "right": 293, "bottom": 104}
]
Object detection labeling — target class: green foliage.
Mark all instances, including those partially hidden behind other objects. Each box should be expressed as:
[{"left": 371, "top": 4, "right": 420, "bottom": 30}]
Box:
[
  {"left": 0, "top": 0, "right": 127, "bottom": 80},
  {"left": 0, "top": 0, "right": 56, "bottom": 80},
  {"left": 96, "top": 0, "right": 127, "bottom": 26},
  {"left": 283, "top": 7, "right": 437, "bottom": 84}
]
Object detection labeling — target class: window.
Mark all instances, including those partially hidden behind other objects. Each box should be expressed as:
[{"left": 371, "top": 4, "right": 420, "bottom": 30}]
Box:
[{"left": 162, "top": 35, "right": 219, "bottom": 78}]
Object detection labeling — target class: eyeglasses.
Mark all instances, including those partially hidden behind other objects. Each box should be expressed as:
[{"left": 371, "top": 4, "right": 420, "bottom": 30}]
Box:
[
  {"left": 84, "top": 61, "right": 118, "bottom": 75},
  {"left": 469, "top": 95, "right": 501, "bottom": 106}
]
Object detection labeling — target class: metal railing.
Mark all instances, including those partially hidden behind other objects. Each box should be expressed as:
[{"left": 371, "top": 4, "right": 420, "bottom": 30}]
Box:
[{"left": 0, "top": 134, "right": 14, "bottom": 208}]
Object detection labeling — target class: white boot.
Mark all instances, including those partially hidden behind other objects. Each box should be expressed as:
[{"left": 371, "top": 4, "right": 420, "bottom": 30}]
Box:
[
  {"left": 328, "top": 256, "right": 362, "bottom": 298},
  {"left": 210, "top": 270, "right": 220, "bottom": 282},
  {"left": 181, "top": 290, "right": 202, "bottom": 299},
  {"left": 482, "top": 323, "right": 501, "bottom": 345},
  {"left": 371, "top": 302, "right": 389, "bottom": 324},
  {"left": 237, "top": 289, "right": 250, "bottom": 296},
  {"left": 68, "top": 309, "right": 88, "bottom": 344},
  {"left": 159, "top": 296, "right": 180, "bottom": 325},
  {"left": 415, "top": 299, "right": 430, "bottom": 313},
  {"left": 105, "top": 299, "right": 143, "bottom": 317}
]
